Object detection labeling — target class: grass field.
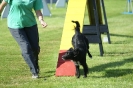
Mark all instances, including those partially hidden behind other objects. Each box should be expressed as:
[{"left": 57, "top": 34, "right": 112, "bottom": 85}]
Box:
[{"left": 0, "top": 0, "right": 133, "bottom": 88}]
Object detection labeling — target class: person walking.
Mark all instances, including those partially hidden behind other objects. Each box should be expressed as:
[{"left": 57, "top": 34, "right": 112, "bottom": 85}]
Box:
[{"left": 0, "top": 0, "right": 47, "bottom": 78}]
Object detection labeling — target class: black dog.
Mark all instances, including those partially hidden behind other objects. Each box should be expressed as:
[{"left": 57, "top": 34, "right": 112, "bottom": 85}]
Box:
[{"left": 62, "top": 21, "right": 92, "bottom": 78}]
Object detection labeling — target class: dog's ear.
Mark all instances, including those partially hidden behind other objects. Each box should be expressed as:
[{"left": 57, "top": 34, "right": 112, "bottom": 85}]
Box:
[
  {"left": 72, "top": 25, "right": 76, "bottom": 30},
  {"left": 73, "top": 48, "right": 79, "bottom": 57},
  {"left": 69, "top": 47, "right": 73, "bottom": 51}
]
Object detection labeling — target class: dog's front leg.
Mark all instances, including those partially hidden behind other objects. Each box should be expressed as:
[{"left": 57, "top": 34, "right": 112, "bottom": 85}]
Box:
[
  {"left": 75, "top": 65, "right": 80, "bottom": 78},
  {"left": 74, "top": 61, "right": 80, "bottom": 78}
]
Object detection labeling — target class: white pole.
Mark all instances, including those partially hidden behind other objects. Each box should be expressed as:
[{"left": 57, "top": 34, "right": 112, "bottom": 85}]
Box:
[
  {"left": 55, "top": 0, "right": 66, "bottom": 8},
  {"left": 130, "top": 0, "right": 133, "bottom": 12},
  {"left": 128, "top": 0, "right": 130, "bottom": 12},
  {"left": 123, "top": 0, "right": 133, "bottom": 14},
  {"left": 50, "top": 0, "right": 53, "bottom": 9}
]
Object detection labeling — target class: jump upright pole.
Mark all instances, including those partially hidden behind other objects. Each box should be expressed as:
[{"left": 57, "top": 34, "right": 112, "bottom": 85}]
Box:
[{"left": 123, "top": 0, "right": 133, "bottom": 14}]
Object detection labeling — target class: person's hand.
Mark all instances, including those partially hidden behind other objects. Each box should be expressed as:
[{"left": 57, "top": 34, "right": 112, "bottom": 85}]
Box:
[{"left": 40, "top": 20, "right": 47, "bottom": 28}]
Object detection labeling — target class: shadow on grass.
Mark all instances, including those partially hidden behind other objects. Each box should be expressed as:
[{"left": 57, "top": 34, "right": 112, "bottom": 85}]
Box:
[
  {"left": 40, "top": 57, "right": 133, "bottom": 78},
  {"left": 90, "top": 57, "right": 133, "bottom": 77},
  {"left": 109, "top": 33, "right": 133, "bottom": 38},
  {"left": 39, "top": 71, "right": 55, "bottom": 80},
  {"left": 104, "top": 52, "right": 133, "bottom": 56},
  {"left": 108, "top": 33, "right": 133, "bottom": 44},
  {"left": 104, "top": 69, "right": 133, "bottom": 77}
]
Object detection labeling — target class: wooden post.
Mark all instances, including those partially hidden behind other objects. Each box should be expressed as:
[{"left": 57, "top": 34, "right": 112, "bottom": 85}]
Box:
[{"left": 87, "top": 0, "right": 103, "bottom": 25}]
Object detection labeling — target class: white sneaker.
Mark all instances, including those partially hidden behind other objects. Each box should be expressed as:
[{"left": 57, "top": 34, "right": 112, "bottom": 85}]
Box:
[{"left": 32, "top": 74, "right": 39, "bottom": 79}]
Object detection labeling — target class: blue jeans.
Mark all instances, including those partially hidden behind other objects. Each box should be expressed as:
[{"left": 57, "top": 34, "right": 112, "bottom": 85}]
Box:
[{"left": 9, "top": 25, "right": 40, "bottom": 75}]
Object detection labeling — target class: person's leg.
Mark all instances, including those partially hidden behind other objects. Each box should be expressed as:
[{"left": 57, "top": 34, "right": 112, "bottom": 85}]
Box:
[
  {"left": 9, "top": 27, "right": 38, "bottom": 76},
  {"left": 24, "top": 25, "right": 40, "bottom": 74}
]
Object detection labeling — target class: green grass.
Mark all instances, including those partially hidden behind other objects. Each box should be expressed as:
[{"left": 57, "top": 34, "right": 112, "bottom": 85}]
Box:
[{"left": 0, "top": 0, "right": 133, "bottom": 88}]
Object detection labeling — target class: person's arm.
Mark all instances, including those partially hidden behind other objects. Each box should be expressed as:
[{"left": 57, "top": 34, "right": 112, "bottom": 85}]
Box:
[
  {"left": 0, "top": 0, "right": 7, "bottom": 14},
  {"left": 35, "top": 10, "right": 47, "bottom": 28}
]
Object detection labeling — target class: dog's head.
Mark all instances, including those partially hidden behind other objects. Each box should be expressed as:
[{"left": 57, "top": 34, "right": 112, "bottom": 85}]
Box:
[
  {"left": 71, "top": 20, "right": 80, "bottom": 27},
  {"left": 72, "top": 20, "right": 80, "bottom": 32},
  {"left": 62, "top": 48, "right": 80, "bottom": 60}
]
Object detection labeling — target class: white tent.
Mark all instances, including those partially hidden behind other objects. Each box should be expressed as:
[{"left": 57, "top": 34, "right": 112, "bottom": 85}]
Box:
[
  {"left": 42, "top": 0, "right": 52, "bottom": 16},
  {"left": 1, "top": 4, "right": 10, "bottom": 18}
]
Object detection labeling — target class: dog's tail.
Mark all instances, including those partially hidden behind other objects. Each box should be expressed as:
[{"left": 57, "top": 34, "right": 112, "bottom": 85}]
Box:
[
  {"left": 87, "top": 50, "right": 92, "bottom": 59},
  {"left": 71, "top": 20, "right": 80, "bottom": 28}
]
